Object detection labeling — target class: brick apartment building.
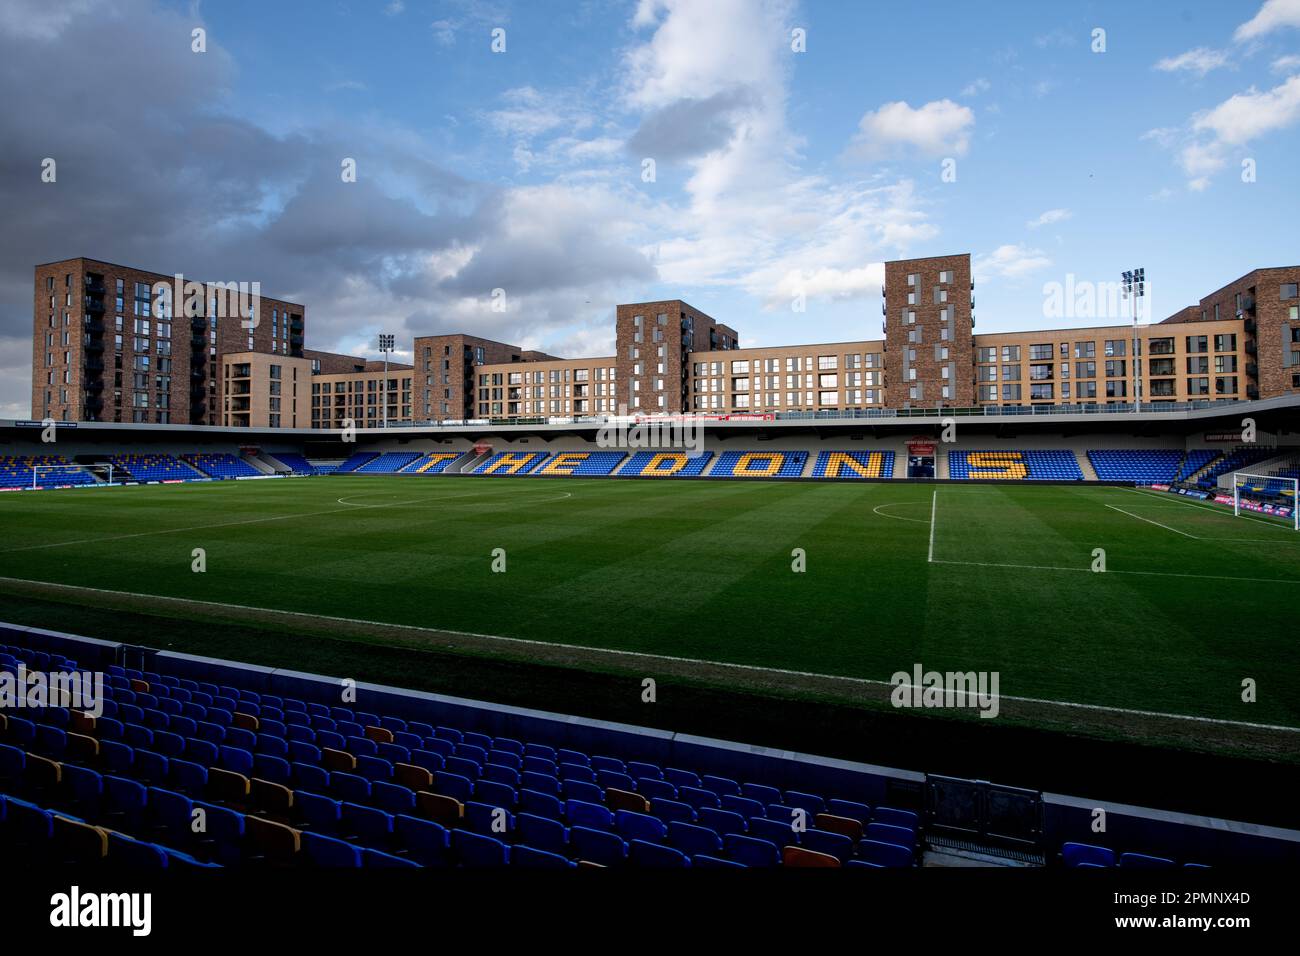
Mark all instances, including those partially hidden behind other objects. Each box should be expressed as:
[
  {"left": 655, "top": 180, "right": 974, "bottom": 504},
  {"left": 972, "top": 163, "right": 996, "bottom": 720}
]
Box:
[
  {"left": 32, "top": 257, "right": 305, "bottom": 426},
  {"left": 32, "top": 254, "right": 1300, "bottom": 426}
]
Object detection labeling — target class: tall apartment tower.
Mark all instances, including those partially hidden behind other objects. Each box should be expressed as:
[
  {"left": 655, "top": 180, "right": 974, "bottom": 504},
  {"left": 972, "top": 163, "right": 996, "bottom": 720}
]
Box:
[
  {"left": 32, "top": 257, "right": 304, "bottom": 425},
  {"left": 614, "top": 300, "right": 739, "bottom": 414},
  {"left": 883, "top": 254, "right": 975, "bottom": 408}
]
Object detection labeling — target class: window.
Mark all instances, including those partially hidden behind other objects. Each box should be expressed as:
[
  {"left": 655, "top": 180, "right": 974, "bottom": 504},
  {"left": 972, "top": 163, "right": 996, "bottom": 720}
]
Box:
[
  {"left": 1282, "top": 283, "right": 1298, "bottom": 300},
  {"left": 977, "top": 347, "right": 996, "bottom": 363},
  {"left": 1214, "top": 333, "right": 1237, "bottom": 352},
  {"left": 1001, "top": 383, "right": 1021, "bottom": 401},
  {"left": 817, "top": 355, "right": 837, "bottom": 370},
  {"left": 1001, "top": 345, "right": 1021, "bottom": 362},
  {"left": 1186, "top": 335, "right": 1207, "bottom": 354},
  {"left": 1029, "top": 344, "right": 1052, "bottom": 360},
  {"left": 1105, "top": 359, "right": 1126, "bottom": 378},
  {"left": 1148, "top": 337, "right": 1175, "bottom": 355},
  {"left": 1030, "top": 383, "right": 1054, "bottom": 400},
  {"left": 1074, "top": 342, "right": 1095, "bottom": 358}
]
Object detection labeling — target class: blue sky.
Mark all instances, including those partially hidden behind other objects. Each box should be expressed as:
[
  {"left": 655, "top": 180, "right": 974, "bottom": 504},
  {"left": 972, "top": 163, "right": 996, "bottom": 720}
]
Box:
[{"left": 3, "top": 0, "right": 1299, "bottom": 413}]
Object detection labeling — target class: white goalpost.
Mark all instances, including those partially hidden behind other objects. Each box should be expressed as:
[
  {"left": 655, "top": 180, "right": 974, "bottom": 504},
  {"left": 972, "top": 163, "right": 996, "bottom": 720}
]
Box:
[
  {"left": 31, "top": 463, "right": 111, "bottom": 489},
  {"left": 1232, "top": 473, "right": 1299, "bottom": 531}
]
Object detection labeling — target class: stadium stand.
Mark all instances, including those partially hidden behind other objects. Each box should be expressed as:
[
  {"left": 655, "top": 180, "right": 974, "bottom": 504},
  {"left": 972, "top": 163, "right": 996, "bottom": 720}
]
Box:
[
  {"left": 0, "top": 455, "right": 95, "bottom": 489},
  {"left": 532, "top": 452, "right": 627, "bottom": 476},
  {"left": 811, "top": 451, "right": 895, "bottom": 479},
  {"left": 618, "top": 451, "right": 714, "bottom": 478},
  {"left": 0, "top": 636, "right": 921, "bottom": 868},
  {"left": 1176, "top": 449, "right": 1219, "bottom": 482},
  {"left": 354, "top": 452, "right": 423, "bottom": 474},
  {"left": 336, "top": 452, "right": 379, "bottom": 473},
  {"left": 1060, "top": 842, "right": 1194, "bottom": 869},
  {"left": 1194, "top": 447, "right": 1278, "bottom": 489},
  {"left": 403, "top": 452, "right": 465, "bottom": 475},
  {"left": 271, "top": 453, "right": 319, "bottom": 476},
  {"left": 470, "top": 452, "right": 549, "bottom": 475},
  {"left": 1086, "top": 449, "right": 1184, "bottom": 484},
  {"left": 948, "top": 450, "right": 1083, "bottom": 481},
  {"left": 183, "top": 453, "right": 263, "bottom": 479},
  {"left": 710, "top": 451, "right": 808, "bottom": 478},
  {"left": 108, "top": 453, "right": 205, "bottom": 483}
]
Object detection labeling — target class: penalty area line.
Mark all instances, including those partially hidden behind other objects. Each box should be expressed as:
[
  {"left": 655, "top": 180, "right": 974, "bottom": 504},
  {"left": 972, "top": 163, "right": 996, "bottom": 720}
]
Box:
[
  {"left": 1104, "top": 504, "right": 1198, "bottom": 538},
  {"left": 929, "top": 557, "right": 1300, "bottom": 586},
  {"left": 0, "top": 574, "right": 1295, "bottom": 734}
]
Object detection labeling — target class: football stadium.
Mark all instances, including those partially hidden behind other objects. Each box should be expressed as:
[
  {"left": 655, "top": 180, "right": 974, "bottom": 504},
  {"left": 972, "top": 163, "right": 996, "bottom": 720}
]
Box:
[{"left": 5, "top": 0, "right": 1300, "bottom": 937}]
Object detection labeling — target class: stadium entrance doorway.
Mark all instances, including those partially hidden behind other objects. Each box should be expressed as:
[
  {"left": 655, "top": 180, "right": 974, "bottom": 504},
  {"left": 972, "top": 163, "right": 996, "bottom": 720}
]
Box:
[{"left": 907, "top": 439, "right": 936, "bottom": 478}]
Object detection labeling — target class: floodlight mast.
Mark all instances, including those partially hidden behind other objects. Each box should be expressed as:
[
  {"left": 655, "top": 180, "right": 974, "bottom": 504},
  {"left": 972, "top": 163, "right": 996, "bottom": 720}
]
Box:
[
  {"left": 378, "top": 333, "right": 396, "bottom": 429},
  {"left": 1122, "top": 268, "right": 1144, "bottom": 413}
]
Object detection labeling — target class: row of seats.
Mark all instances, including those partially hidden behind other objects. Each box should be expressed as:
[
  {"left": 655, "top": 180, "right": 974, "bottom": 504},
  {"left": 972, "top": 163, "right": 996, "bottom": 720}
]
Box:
[
  {"left": 1, "top": 641, "right": 921, "bottom": 868},
  {"left": 1196, "top": 447, "right": 1277, "bottom": 489},
  {"left": 1087, "top": 449, "right": 1184, "bottom": 483},
  {"left": 355, "top": 452, "right": 423, "bottom": 474},
  {"left": 1061, "top": 841, "right": 1206, "bottom": 869},
  {"left": 336, "top": 452, "right": 378, "bottom": 473},
  {"left": 403, "top": 452, "right": 466, "bottom": 474},
  {"left": 271, "top": 453, "right": 319, "bottom": 475},
  {"left": 182, "top": 453, "right": 262, "bottom": 479},
  {"left": 811, "top": 451, "right": 895, "bottom": 479},
  {"left": 710, "top": 451, "right": 808, "bottom": 478},
  {"left": 0, "top": 455, "right": 95, "bottom": 489},
  {"left": 108, "top": 454, "right": 205, "bottom": 483},
  {"left": 949, "top": 450, "right": 1084, "bottom": 481}
]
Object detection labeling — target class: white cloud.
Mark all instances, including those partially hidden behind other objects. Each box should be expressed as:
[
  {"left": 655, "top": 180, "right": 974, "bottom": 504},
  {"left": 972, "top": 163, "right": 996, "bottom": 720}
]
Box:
[
  {"left": 851, "top": 98, "right": 975, "bottom": 157},
  {"left": 1154, "top": 47, "right": 1230, "bottom": 77},
  {"left": 1027, "top": 208, "right": 1072, "bottom": 229},
  {"left": 385, "top": 1, "right": 405, "bottom": 15},
  {"left": 961, "top": 78, "right": 990, "bottom": 97},
  {"left": 1272, "top": 53, "right": 1300, "bottom": 72},
  {"left": 1235, "top": 0, "right": 1300, "bottom": 42},
  {"left": 973, "top": 245, "right": 1052, "bottom": 282},
  {"left": 1191, "top": 74, "right": 1300, "bottom": 143}
]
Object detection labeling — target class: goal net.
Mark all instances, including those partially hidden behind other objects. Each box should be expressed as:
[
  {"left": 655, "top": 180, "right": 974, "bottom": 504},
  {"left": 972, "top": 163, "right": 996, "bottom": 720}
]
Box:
[
  {"left": 31, "top": 463, "right": 110, "bottom": 489},
  {"left": 1232, "top": 472, "right": 1299, "bottom": 531}
]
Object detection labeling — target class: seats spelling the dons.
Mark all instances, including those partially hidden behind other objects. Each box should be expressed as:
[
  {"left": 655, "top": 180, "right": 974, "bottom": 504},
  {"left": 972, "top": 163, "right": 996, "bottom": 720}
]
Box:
[
  {"left": 710, "top": 451, "right": 808, "bottom": 479},
  {"left": 354, "top": 452, "right": 422, "bottom": 474},
  {"left": 619, "top": 451, "right": 714, "bottom": 478},
  {"left": 471, "top": 452, "right": 549, "bottom": 475},
  {"left": 0, "top": 456, "right": 95, "bottom": 489},
  {"left": 404, "top": 452, "right": 465, "bottom": 475},
  {"left": 108, "top": 454, "right": 205, "bottom": 482},
  {"left": 0, "top": 637, "right": 923, "bottom": 869},
  {"left": 533, "top": 452, "right": 626, "bottom": 477},
  {"left": 182, "top": 453, "right": 262, "bottom": 479},
  {"left": 948, "top": 450, "right": 1083, "bottom": 481},
  {"left": 812, "top": 451, "right": 895, "bottom": 479}
]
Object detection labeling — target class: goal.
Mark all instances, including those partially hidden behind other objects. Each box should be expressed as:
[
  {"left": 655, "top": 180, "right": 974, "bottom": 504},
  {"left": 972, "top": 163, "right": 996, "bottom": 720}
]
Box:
[
  {"left": 1232, "top": 472, "right": 1299, "bottom": 531},
  {"left": 31, "top": 463, "right": 111, "bottom": 489}
]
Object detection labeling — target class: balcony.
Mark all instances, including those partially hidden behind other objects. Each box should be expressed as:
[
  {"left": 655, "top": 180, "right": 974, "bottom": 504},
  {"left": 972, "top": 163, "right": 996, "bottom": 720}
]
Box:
[
  {"left": 1246, "top": 385, "right": 1260, "bottom": 400},
  {"left": 83, "top": 318, "right": 104, "bottom": 334},
  {"left": 83, "top": 297, "right": 105, "bottom": 314},
  {"left": 191, "top": 317, "right": 207, "bottom": 332},
  {"left": 1246, "top": 363, "right": 1259, "bottom": 378},
  {"left": 84, "top": 277, "right": 106, "bottom": 294},
  {"left": 1245, "top": 341, "right": 1258, "bottom": 356},
  {"left": 191, "top": 403, "right": 206, "bottom": 418},
  {"left": 84, "top": 340, "right": 104, "bottom": 353},
  {"left": 84, "top": 378, "right": 104, "bottom": 393},
  {"left": 1244, "top": 318, "right": 1257, "bottom": 334},
  {"left": 84, "top": 358, "right": 104, "bottom": 372},
  {"left": 191, "top": 367, "right": 205, "bottom": 381},
  {"left": 85, "top": 396, "right": 103, "bottom": 411},
  {"left": 289, "top": 315, "right": 304, "bottom": 331},
  {"left": 191, "top": 334, "right": 206, "bottom": 348}
]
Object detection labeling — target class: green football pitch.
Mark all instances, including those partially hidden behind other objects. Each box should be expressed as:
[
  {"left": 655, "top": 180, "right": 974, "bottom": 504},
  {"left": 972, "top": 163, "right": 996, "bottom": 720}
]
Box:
[{"left": 1, "top": 475, "right": 1297, "bottom": 741}]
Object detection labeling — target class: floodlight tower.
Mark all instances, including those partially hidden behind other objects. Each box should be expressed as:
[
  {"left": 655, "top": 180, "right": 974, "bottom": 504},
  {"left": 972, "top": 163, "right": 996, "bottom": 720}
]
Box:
[
  {"left": 378, "top": 333, "right": 395, "bottom": 428},
  {"left": 1122, "top": 268, "right": 1145, "bottom": 412}
]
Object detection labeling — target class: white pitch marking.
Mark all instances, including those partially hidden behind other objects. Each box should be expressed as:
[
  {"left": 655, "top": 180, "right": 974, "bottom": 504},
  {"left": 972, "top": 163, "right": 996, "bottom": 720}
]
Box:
[
  {"left": 872, "top": 502, "right": 931, "bottom": 524},
  {"left": 1127, "top": 487, "right": 1296, "bottom": 533},
  {"left": 1104, "top": 504, "right": 1198, "bottom": 538},
  {"left": 0, "top": 574, "right": 1294, "bottom": 735},
  {"left": 929, "top": 557, "right": 1300, "bottom": 585},
  {"left": 927, "top": 488, "right": 938, "bottom": 562}
]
